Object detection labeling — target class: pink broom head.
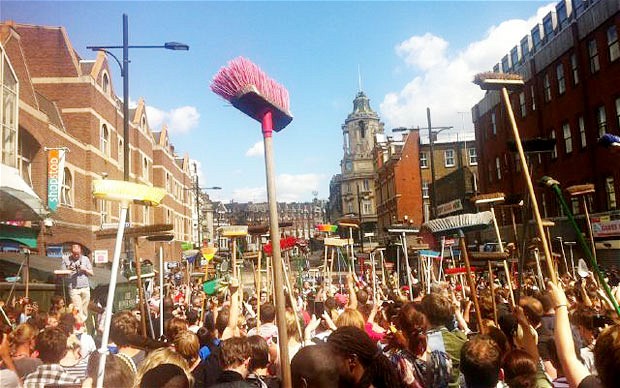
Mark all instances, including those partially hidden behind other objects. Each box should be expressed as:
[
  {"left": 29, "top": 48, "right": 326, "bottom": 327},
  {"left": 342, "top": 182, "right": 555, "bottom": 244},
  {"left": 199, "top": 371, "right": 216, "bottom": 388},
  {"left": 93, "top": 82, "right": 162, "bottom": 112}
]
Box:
[{"left": 211, "top": 57, "right": 293, "bottom": 132}]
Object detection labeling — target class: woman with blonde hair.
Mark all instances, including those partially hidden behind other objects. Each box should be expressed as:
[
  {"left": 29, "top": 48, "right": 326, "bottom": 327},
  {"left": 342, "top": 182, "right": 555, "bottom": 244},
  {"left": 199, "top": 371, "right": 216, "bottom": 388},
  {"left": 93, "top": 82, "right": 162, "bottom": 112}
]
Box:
[
  {"left": 134, "top": 347, "right": 192, "bottom": 388},
  {"left": 6, "top": 322, "right": 41, "bottom": 378},
  {"left": 335, "top": 308, "right": 365, "bottom": 329}
]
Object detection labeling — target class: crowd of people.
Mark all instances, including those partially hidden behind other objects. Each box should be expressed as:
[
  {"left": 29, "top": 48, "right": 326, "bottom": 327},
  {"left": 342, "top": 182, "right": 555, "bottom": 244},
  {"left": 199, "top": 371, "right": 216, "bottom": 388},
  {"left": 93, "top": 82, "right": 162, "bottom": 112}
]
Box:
[{"left": 1, "top": 252, "right": 620, "bottom": 388}]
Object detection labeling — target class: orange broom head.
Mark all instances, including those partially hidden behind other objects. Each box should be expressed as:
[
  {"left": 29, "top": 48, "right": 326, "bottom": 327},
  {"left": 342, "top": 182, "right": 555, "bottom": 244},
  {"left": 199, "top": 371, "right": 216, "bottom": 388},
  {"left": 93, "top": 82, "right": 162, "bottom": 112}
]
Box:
[
  {"left": 473, "top": 72, "right": 524, "bottom": 91},
  {"left": 471, "top": 192, "right": 505, "bottom": 205},
  {"left": 211, "top": 57, "right": 293, "bottom": 131},
  {"left": 566, "top": 183, "right": 595, "bottom": 196},
  {"left": 468, "top": 251, "right": 509, "bottom": 261}
]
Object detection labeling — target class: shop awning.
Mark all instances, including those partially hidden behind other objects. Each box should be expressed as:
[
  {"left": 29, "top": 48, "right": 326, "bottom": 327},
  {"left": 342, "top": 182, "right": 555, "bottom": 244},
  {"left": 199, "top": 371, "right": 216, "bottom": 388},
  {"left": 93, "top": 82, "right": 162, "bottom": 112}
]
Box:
[
  {"left": 0, "top": 164, "right": 48, "bottom": 221},
  {"left": 0, "top": 224, "right": 38, "bottom": 248}
]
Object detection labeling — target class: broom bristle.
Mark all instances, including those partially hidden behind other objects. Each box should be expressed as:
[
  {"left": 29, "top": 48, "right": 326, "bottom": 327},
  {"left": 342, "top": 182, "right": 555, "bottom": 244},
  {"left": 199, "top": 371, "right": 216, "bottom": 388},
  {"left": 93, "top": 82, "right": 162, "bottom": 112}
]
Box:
[
  {"left": 211, "top": 57, "right": 290, "bottom": 113},
  {"left": 473, "top": 71, "right": 524, "bottom": 91},
  {"left": 471, "top": 192, "right": 505, "bottom": 205},
  {"left": 566, "top": 184, "right": 595, "bottom": 196},
  {"left": 422, "top": 212, "right": 493, "bottom": 235}
]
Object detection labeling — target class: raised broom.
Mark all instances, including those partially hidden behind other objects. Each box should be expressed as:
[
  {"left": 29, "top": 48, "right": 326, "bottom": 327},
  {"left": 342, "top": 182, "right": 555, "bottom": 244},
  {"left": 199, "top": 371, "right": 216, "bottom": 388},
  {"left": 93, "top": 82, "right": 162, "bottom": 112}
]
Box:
[
  {"left": 471, "top": 192, "right": 516, "bottom": 307},
  {"left": 540, "top": 176, "right": 620, "bottom": 318},
  {"left": 468, "top": 251, "right": 510, "bottom": 326},
  {"left": 211, "top": 57, "right": 293, "bottom": 384},
  {"left": 422, "top": 212, "right": 494, "bottom": 333},
  {"left": 474, "top": 72, "right": 558, "bottom": 285}
]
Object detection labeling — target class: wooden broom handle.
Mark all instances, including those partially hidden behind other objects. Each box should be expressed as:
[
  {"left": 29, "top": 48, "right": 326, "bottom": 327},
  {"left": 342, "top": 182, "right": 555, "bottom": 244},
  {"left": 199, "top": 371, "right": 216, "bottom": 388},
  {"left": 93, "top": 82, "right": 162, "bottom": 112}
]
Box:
[{"left": 460, "top": 236, "right": 483, "bottom": 333}]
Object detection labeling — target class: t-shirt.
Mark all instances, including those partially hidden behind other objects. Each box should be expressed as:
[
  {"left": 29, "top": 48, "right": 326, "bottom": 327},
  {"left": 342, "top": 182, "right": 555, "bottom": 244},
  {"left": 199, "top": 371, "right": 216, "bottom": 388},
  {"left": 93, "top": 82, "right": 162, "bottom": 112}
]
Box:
[
  {"left": 434, "top": 327, "right": 467, "bottom": 388},
  {"left": 577, "top": 375, "right": 603, "bottom": 388}
]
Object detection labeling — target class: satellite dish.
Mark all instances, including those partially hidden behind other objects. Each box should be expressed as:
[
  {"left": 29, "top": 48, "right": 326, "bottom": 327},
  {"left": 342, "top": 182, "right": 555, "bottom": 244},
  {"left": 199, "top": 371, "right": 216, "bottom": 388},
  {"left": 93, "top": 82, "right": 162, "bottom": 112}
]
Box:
[{"left": 577, "top": 259, "right": 589, "bottom": 278}]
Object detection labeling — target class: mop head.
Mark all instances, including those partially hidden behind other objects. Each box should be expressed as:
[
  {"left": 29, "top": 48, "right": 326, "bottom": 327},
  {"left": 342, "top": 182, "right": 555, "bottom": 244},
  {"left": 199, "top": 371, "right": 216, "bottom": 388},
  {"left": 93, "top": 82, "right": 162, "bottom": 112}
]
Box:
[
  {"left": 422, "top": 212, "right": 493, "bottom": 235},
  {"left": 566, "top": 184, "right": 595, "bottom": 196},
  {"left": 473, "top": 72, "right": 524, "bottom": 91},
  {"left": 471, "top": 192, "right": 505, "bottom": 205},
  {"left": 211, "top": 57, "right": 292, "bottom": 131},
  {"left": 468, "top": 251, "right": 509, "bottom": 261}
]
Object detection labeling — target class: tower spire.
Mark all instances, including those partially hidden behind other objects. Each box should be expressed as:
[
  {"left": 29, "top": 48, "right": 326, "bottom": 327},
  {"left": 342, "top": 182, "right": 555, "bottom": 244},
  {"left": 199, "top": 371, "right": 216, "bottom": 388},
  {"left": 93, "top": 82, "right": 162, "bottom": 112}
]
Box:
[{"left": 358, "top": 64, "right": 363, "bottom": 92}]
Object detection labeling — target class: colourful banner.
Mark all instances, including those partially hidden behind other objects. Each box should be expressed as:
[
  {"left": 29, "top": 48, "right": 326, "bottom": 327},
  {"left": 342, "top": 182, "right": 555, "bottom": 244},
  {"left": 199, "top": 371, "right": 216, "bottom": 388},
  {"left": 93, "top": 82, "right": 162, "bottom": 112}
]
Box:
[
  {"left": 592, "top": 213, "right": 620, "bottom": 238},
  {"left": 47, "top": 149, "right": 65, "bottom": 211}
]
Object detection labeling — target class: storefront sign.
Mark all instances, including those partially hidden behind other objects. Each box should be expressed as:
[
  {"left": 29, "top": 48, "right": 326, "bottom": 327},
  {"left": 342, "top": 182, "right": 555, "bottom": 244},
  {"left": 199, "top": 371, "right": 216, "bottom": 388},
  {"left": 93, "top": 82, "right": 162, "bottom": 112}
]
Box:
[
  {"left": 93, "top": 250, "right": 109, "bottom": 264},
  {"left": 47, "top": 149, "right": 66, "bottom": 212},
  {"left": 436, "top": 199, "right": 463, "bottom": 217},
  {"left": 592, "top": 213, "right": 620, "bottom": 238}
]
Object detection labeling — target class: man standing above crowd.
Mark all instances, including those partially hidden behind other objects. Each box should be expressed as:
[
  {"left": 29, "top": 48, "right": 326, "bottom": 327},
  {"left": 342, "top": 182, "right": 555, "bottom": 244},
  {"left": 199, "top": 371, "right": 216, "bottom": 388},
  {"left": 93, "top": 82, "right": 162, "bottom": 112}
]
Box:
[{"left": 61, "top": 243, "right": 93, "bottom": 322}]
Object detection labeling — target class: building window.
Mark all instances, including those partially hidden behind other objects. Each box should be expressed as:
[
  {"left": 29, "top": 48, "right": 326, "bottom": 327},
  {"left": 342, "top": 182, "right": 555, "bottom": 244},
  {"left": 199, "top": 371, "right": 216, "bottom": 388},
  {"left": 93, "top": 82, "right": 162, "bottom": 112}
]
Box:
[
  {"left": 468, "top": 148, "right": 477, "bottom": 165},
  {"left": 491, "top": 112, "right": 497, "bottom": 135},
  {"left": 550, "top": 130, "right": 557, "bottom": 159},
  {"left": 100, "top": 124, "right": 110, "bottom": 155},
  {"left": 487, "top": 163, "right": 494, "bottom": 184},
  {"left": 143, "top": 206, "right": 150, "bottom": 225},
  {"left": 363, "top": 179, "right": 370, "bottom": 191},
  {"left": 571, "top": 197, "right": 580, "bottom": 215},
  {"left": 166, "top": 173, "right": 171, "bottom": 191},
  {"left": 606, "top": 177, "right": 617, "bottom": 210},
  {"left": 563, "top": 123, "right": 572, "bottom": 154},
  {"left": 543, "top": 73, "right": 552, "bottom": 102},
  {"left": 570, "top": 53, "right": 579, "bottom": 85},
  {"left": 359, "top": 121, "right": 366, "bottom": 139},
  {"left": 495, "top": 157, "right": 501, "bottom": 180},
  {"left": 422, "top": 181, "right": 429, "bottom": 198},
  {"left": 102, "top": 72, "right": 110, "bottom": 95},
  {"left": 579, "top": 116, "right": 586, "bottom": 148},
  {"left": 61, "top": 168, "right": 73, "bottom": 207},
  {"left": 444, "top": 149, "right": 455, "bottom": 167},
  {"left": 141, "top": 115, "right": 147, "bottom": 132},
  {"left": 420, "top": 152, "right": 428, "bottom": 168},
  {"left": 556, "top": 63, "right": 566, "bottom": 95},
  {"left": 1, "top": 53, "right": 18, "bottom": 168},
  {"left": 99, "top": 199, "right": 110, "bottom": 225},
  {"left": 608, "top": 25, "right": 620, "bottom": 62},
  {"left": 530, "top": 85, "right": 536, "bottom": 111},
  {"left": 589, "top": 39, "right": 600, "bottom": 73},
  {"left": 362, "top": 200, "right": 372, "bottom": 215},
  {"left": 142, "top": 157, "right": 148, "bottom": 179},
  {"left": 347, "top": 203, "right": 354, "bottom": 214},
  {"left": 541, "top": 193, "right": 548, "bottom": 218},
  {"left": 18, "top": 137, "right": 32, "bottom": 187},
  {"left": 521, "top": 36, "right": 530, "bottom": 58},
  {"left": 347, "top": 183, "right": 351, "bottom": 193},
  {"left": 616, "top": 97, "right": 620, "bottom": 129},
  {"left": 515, "top": 153, "right": 521, "bottom": 172},
  {"left": 511, "top": 47, "right": 519, "bottom": 67},
  {"left": 118, "top": 139, "right": 123, "bottom": 162},
  {"left": 519, "top": 92, "right": 526, "bottom": 118},
  {"left": 597, "top": 105, "right": 607, "bottom": 137}
]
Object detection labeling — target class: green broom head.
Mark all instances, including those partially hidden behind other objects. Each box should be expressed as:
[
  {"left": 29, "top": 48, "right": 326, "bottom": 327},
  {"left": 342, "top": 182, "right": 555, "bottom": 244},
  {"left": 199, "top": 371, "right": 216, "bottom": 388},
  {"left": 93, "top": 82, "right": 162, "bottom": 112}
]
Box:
[
  {"left": 422, "top": 212, "right": 493, "bottom": 235},
  {"left": 211, "top": 57, "right": 293, "bottom": 131}
]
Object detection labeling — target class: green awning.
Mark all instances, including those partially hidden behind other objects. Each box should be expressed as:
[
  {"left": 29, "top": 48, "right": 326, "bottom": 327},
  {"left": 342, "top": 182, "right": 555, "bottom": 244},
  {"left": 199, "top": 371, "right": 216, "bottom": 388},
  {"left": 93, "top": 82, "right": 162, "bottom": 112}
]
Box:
[{"left": 0, "top": 224, "right": 38, "bottom": 248}]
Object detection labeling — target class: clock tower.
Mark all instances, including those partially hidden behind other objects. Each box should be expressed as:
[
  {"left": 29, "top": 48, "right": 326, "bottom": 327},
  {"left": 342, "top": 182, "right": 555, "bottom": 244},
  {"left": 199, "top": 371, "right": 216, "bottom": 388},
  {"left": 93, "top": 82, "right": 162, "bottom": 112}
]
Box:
[{"left": 340, "top": 91, "right": 384, "bottom": 236}]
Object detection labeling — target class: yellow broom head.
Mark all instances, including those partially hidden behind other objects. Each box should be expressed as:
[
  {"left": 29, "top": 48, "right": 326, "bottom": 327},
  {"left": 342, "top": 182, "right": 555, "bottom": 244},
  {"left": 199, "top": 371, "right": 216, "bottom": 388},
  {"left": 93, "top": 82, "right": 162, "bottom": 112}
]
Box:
[
  {"left": 473, "top": 72, "right": 524, "bottom": 91},
  {"left": 471, "top": 192, "right": 505, "bottom": 205},
  {"left": 566, "top": 184, "right": 595, "bottom": 196},
  {"left": 218, "top": 225, "right": 248, "bottom": 237},
  {"left": 541, "top": 219, "right": 555, "bottom": 227},
  {"left": 92, "top": 180, "right": 166, "bottom": 206}
]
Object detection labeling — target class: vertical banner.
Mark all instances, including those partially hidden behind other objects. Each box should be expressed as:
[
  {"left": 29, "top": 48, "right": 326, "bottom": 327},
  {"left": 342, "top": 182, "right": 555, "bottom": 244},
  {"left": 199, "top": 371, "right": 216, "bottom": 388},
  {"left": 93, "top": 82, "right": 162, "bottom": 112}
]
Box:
[{"left": 47, "top": 149, "right": 66, "bottom": 211}]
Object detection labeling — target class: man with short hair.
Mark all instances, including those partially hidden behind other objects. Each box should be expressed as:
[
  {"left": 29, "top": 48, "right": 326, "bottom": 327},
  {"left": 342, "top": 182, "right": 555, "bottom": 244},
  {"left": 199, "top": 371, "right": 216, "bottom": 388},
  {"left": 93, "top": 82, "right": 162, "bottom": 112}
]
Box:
[
  {"left": 421, "top": 292, "right": 467, "bottom": 388},
  {"left": 291, "top": 344, "right": 340, "bottom": 388},
  {"left": 247, "top": 303, "right": 278, "bottom": 344},
  {"left": 61, "top": 243, "right": 93, "bottom": 322},
  {"left": 211, "top": 337, "right": 253, "bottom": 387},
  {"left": 23, "top": 327, "right": 80, "bottom": 388},
  {"left": 520, "top": 296, "right": 556, "bottom": 379},
  {"left": 460, "top": 335, "right": 502, "bottom": 388}
]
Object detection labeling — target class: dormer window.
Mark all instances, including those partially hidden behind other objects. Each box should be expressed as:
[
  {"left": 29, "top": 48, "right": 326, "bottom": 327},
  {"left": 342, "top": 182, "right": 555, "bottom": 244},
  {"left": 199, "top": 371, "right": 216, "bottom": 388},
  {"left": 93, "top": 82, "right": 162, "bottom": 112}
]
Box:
[{"left": 102, "top": 72, "right": 110, "bottom": 95}]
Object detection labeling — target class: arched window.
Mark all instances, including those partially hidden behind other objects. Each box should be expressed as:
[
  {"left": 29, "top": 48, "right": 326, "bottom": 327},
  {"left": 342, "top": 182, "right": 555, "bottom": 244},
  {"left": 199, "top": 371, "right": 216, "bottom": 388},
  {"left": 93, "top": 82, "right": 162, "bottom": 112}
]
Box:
[
  {"left": 61, "top": 168, "right": 73, "bottom": 207},
  {"left": 100, "top": 124, "right": 109, "bottom": 155},
  {"left": 141, "top": 115, "right": 147, "bottom": 132},
  {"left": 102, "top": 72, "right": 110, "bottom": 95}
]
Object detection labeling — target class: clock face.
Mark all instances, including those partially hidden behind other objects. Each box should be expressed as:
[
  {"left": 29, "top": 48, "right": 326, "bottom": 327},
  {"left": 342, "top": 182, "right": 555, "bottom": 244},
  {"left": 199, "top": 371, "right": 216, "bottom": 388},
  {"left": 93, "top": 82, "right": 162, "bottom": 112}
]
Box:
[{"left": 345, "top": 161, "right": 353, "bottom": 171}]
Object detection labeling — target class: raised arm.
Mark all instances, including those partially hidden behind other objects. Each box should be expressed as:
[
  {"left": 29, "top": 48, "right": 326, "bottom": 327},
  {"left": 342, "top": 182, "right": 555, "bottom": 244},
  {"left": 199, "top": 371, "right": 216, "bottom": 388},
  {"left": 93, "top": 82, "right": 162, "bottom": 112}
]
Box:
[
  {"left": 222, "top": 277, "right": 240, "bottom": 340},
  {"left": 548, "top": 281, "right": 590, "bottom": 388},
  {"left": 346, "top": 274, "right": 358, "bottom": 310}
]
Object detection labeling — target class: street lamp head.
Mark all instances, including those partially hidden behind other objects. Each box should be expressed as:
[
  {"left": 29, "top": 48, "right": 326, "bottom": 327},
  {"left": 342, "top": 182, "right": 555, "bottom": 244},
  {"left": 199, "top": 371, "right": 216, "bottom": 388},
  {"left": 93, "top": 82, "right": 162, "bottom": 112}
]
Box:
[
  {"left": 473, "top": 71, "right": 524, "bottom": 91},
  {"left": 208, "top": 186, "right": 222, "bottom": 190},
  {"left": 164, "top": 42, "right": 190, "bottom": 51}
]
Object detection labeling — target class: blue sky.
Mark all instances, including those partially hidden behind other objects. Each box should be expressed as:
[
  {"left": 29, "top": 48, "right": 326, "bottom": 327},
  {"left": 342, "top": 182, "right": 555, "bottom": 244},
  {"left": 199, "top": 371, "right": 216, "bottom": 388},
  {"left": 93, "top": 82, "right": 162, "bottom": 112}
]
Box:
[{"left": 2, "top": 0, "right": 555, "bottom": 202}]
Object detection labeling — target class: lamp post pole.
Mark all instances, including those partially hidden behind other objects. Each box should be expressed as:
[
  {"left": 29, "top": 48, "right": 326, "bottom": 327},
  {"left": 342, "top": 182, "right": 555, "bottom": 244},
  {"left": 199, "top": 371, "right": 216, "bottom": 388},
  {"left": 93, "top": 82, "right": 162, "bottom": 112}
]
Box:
[
  {"left": 425, "top": 109, "right": 453, "bottom": 219},
  {"left": 88, "top": 13, "right": 189, "bottom": 182}
]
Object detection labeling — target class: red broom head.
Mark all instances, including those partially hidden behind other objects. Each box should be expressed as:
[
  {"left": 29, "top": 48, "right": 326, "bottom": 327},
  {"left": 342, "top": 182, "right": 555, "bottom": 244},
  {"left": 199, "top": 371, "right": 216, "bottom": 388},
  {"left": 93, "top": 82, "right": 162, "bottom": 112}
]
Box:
[{"left": 211, "top": 57, "right": 292, "bottom": 131}]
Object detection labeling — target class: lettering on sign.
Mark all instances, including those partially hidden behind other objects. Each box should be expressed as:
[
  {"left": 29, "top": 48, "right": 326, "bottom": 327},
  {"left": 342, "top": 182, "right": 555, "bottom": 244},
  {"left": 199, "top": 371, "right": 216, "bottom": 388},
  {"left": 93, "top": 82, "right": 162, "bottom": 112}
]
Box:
[{"left": 436, "top": 199, "right": 463, "bottom": 217}]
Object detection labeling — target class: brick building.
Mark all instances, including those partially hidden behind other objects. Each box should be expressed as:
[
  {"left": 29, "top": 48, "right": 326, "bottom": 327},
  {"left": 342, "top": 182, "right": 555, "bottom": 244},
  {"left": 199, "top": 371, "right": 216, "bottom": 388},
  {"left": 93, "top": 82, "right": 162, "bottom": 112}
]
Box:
[
  {"left": 472, "top": 0, "right": 620, "bottom": 262},
  {"left": 0, "top": 22, "right": 194, "bottom": 263},
  {"left": 419, "top": 133, "right": 478, "bottom": 221},
  {"left": 373, "top": 130, "right": 424, "bottom": 241}
]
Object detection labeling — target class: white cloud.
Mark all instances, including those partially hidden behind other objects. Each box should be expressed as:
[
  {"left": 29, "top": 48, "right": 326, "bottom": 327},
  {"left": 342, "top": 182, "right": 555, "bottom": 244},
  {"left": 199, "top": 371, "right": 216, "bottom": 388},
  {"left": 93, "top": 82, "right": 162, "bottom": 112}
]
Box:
[
  {"left": 245, "top": 141, "right": 264, "bottom": 157},
  {"left": 380, "top": 3, "right": 556, "bottom": 132},
  {"left": 145, "top": 105, "right": 200, "bottom": 134},
  {"left": 230, "top": 173, "right": 325, "bottom": 202}
]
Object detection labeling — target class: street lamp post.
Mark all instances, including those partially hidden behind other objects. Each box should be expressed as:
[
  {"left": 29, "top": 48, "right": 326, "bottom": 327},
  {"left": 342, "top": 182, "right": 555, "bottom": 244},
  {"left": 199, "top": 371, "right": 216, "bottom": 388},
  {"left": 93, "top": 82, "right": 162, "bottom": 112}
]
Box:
[
  {"left": 88, "top": 13, "right": 189, "bottom": 182},
  {"left": 190, "top": 163, "right": 221, "bottom": 248}
]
